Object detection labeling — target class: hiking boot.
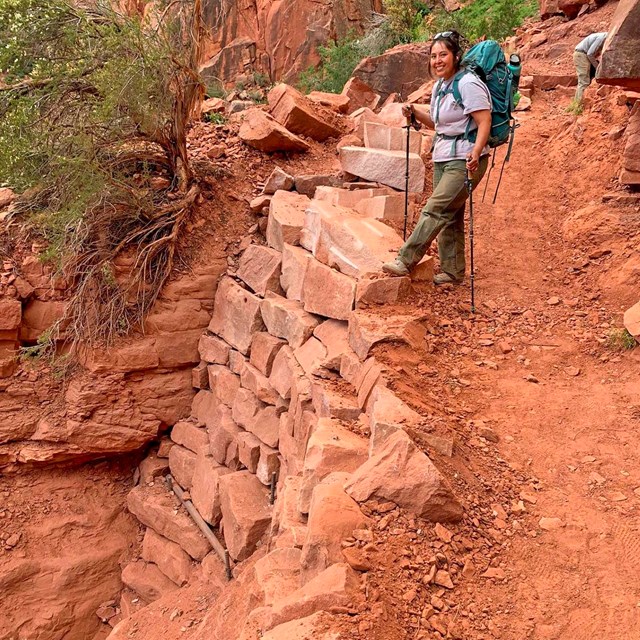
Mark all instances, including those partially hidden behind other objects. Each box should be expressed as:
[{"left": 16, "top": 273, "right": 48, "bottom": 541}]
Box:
[
  {"left": 382, "top": 258, "right": 410, "bottom": 277},
  {"left": 433, "top": 272, "right": 462, "bottom": 286}
]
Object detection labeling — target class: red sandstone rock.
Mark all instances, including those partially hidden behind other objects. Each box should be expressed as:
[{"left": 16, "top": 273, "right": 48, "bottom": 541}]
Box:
[
  {"left": 263, "top": 167, "right": 295, "bottom": 194},
  {"left": 354, "top": 356, "right": 383, "bottom": 409},
  {"left": 208, "top": 407, "right": 243, "bottom": 465},
  {"left": 232, "top": 387, "right": 266, "bottom": 432},
  {"left": 168, "top": 444, "right": 197, "bottom": 489},
  {"left": 253, "top": 547, "right": 303, "bottom": 606},
  {"left": 364, "top": 121, "right": 421, "bottom": 153},
  {"left": 531, "top": 74, "right": 577, "bottom": 90},
  {"left": 311, "top": 381, "right": 361, "bottom": 422},
  {"left": 596, "top": 0, "right": 640, "bottom": 91},
  {"left": 126, "top": 485, "right": 210, "bottom": 560},
  {"left": 293, "top": 336, "right": 327, "bottom": 377},
  {"left": 260, "top": 292, "right": 321, "bottom": 349},
  {"left": 208, "top": 277, "right": 265, "bottom": 354},
  {"left": 300, "top": 482, "right": 370, "bottom": 581},
  {"left": 192, "top": 361, "right": 209, "bottom": 389},
  {"left": 539, "top": 0, "right": 562, "bottom": 18},
  {"left": 407, "top": 81, "right": 434, "bottom": 103},
  {"left": 261, "top": 611, "right": 340, "bottom": 639},
  {"left": 239, "top": 108, "right": 310, "bottom": 153},
  {"left": 271, "top": 475, "right": 308, "bottom": 548},
  {"left": 622, "top": 106, "right": 640, "bottom": 177},
  {"left": 349, "top": 106, "right": 383, "bottom": 139},
  {"left": 266, "top": 563, "right": 362, "bottom": 630},
  {"left": 171, "top": 421, "right": 209, "bottom": 455},
  {"left": 141, "top": 528, "right": 192, "bottom": 586},
  {"left": 241, "top": 361, "right": 279, "bottom": 404},
  {"left": 191, "top": 454, "right": 232, "bottom": 524},
  {"left": 298, "top": 418, "right": 368, "bottom": 514},
  {"left": 269, "top": 84, "right": 343, "bottom": 141},
  {"left": 138, "top": 452, "right": 169, "bottom": 485},
  {"left": 367, "top": 384, "right": 422, "bottom": 454},
  {"left": 280, "top": 243, "right": 312, "bottom": 301},
  {"left": 250, "top": 194, "right": 272, "bottom": 214},
  {"left": 302, "top": 259, "right": 356, "bottom": 321},
  {"left": 356, "top": 275, "right": 411, "bottom": 307},
  {"left": 219, "top": 471, "right": 272, "bottom": 561},
  {"left": 237, "top": 431, "right": 263, "bottom": 472},
  {"left": 0, "top": 299, "right": 21, "bottom": 330},
  {"left": 314, "top": 185, "right": 390, "bottom": 209},
  {"left": 352, "top": 43, "right": 432, "bottom": 102},
  {"left": 269, "top": 345, "right": 303, "bottom": 400},
  {"left": 340, "top": 146, "right": 425, "bottom": 192},
  {"left": 208, "top": 365, "right": 241, "bottom": 407},
  {"left": 313, "top": 319, "right": 351, "bottom": 372},
  {"left": 307, "top": 91, "right": 350, "bottom": 113},
  {"left": 198, "top": 333, "right": 230, "bottom": 365},
  {"left": 0, "top": 187, "right": 15, "bottom": 209},
  {"left": 250, "top": 406, "right": 282, "bottom": 449},
  {"left": 302, "top": 200, "right": 404, "bottom": 278},
  {"left": 293, "top": 174, "right": 343, "bottom": 198},
  {"left": 20, "top": 300, "right": 66, "bottom": 341},
  {"left": 341, "top": 76, "right": 381, "bottom": 114},
  {"left": 121, "top": 561, "right": 178, "bottom": 603},
  {"left": 266, "top": 190, "right": 310, "bottom": 251},
  {"left": 250, "top": 332, "right": 286, "bottom": 376},
  {"left": 236, "top": 244, "right": 283, "bottom": 296},
  {"left": 345, "top": 430, "right": 463, "bottom": 522},
  {"left": 256, "top": 444, "right": 281, "bottom": 485},
  {"left": 557, "top": 0, "right": 588, "bottom": 18}
]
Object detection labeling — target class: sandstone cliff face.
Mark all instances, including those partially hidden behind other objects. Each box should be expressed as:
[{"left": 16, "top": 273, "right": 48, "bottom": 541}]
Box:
[{"left": 200, "top": 0, "right": 383, "bottom": 86}]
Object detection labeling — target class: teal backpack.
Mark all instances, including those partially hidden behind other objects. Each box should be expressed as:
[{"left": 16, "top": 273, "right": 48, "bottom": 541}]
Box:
[{"left": 434, "top": 40, "right": 517, "bottom": 157}]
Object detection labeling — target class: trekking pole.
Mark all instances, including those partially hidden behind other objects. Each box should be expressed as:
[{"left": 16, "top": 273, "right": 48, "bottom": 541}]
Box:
[
  {"left": 403, "top": 118, "right": 411, "bottom": 241},
  {"left": 465, "top": 168, "right": 476, "bottom": 314},
  {"left": 482, "top": 148, "right": 496, "bottom": 203}
]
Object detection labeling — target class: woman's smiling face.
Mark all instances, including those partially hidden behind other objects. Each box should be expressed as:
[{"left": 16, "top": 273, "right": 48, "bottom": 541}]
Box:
[{"left": 430, "top": 41, "right": 457, "bottom": 80}]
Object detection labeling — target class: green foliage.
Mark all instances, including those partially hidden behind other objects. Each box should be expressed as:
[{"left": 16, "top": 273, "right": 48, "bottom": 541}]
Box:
[
  {"left": 608, "top": 328, "right": 637, "bottom": 351},
  {"left": 206, "top": 80, "right": 226, "bottom": 99},
  {"left": 383, "top": 0, "right": 430, "bottom": 44},
  {"left": 297, "top": 35, "right": 365, "bottom": 94},
  {"left": 0, "top": 0, "right": 205, "bottom": 344},
  {"left": 429, "top": 0, "right": 538, "bottom": 43},
  {"left": 252, "top": 72, "right": 270, "bottom": 88},
  {"left": 204, "top": 112, "right": 226, "bottom": 124},
  {"left": 566, "top": 98, "right": 584, "bottom": 115}
]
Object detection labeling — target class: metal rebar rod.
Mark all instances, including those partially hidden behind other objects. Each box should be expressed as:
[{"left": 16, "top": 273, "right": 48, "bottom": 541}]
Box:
[{"left": 165, "top": 474, "right": 232, "bottom": 580}]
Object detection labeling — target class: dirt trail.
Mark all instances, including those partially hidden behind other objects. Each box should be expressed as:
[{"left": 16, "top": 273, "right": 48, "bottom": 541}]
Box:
[{"left": 434, "top": 89, "right": 640, "bottom": 638}]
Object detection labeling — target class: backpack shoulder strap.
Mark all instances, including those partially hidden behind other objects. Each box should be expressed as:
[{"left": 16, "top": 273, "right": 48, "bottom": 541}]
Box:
[{"left": 451, "top": 69, "right": 467, "bottom": 107}]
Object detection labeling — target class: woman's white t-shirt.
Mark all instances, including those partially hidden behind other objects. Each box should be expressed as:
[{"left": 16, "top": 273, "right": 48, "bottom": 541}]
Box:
[{"left": 430, "top": 71, "right": 492, "bottom": 163}]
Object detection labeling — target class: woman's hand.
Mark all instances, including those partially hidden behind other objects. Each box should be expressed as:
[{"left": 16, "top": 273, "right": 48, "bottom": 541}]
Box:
[
  {"left": 466, "top": 149, "right": 480, "bottom": 173},
  {"left": 401, "top": 103, "right": 413, "bottom": 120}
]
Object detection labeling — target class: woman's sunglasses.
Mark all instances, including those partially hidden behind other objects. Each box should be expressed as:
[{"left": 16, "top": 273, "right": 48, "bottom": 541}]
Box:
[{"left": 433, "top": 31, "right": 454, "bottom": 41}]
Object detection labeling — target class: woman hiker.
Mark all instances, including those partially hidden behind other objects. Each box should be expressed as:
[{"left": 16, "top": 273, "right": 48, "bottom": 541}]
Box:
[{"left": 382, "top": 31, "right": 491, "bottom": 285}]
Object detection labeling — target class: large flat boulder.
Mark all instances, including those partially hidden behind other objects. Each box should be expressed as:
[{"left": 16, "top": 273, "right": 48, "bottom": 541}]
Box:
[
  {"left": 127, "top": 485, "right": 210, "bottom": 560},
  {"left": 597, "top": 0, "right": 640, "bottom": 90},
  {"left": 219, "top": 471, "right": 272, "bottom": 561},
  {"left": 344, "top": 430, "right": 463, "bottom": 522},
  {"left": 239, "top": 108, "right": 310, "bottom": 153},
  {"left": 268, "top": 84, "right": 343, "bottom": 141},
  {"left": 299, "top": 418, "right": 368, "bottom": 514},
  {"left": 301, "top": 200, "right": 404, "bottom": 278},
  {"left": 352, "top": 43, "right": 432, "bottom": 102},
  {"left": 340, "top": 146, "right": 424, "bottom": 192},
  {"left": 208, "top": 277, "right": 265, "bottom": 354}
]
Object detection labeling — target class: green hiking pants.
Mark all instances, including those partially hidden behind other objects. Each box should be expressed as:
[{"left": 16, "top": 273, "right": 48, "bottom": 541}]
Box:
[
  {"left": 573, "top": 50, "right": 591, "bottom": 103},
  {"left": 398, "top": 156, "right": 489, "bottom": 280}
]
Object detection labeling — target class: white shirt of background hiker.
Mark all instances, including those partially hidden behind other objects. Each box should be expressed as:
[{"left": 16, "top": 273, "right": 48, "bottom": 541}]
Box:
[{"left": 430, "top": 72, "right": 492, "bottom": 163}]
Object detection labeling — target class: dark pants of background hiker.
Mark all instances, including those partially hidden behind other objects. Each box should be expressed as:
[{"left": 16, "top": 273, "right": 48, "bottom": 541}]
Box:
[{"left": 398, "top": 156, "right": 489, "bottom": 281}]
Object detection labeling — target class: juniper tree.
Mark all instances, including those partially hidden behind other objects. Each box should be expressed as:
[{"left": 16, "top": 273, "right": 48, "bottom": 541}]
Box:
[{"left": 0, "top": 0, "right": 205, "bottom": 344}]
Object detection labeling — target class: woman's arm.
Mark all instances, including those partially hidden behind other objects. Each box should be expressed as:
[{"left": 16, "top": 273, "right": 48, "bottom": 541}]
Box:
[
  {"left": 401, "top": 104, "right": 434, "bottom": 130},
  {"left": 467, "top": 109, "right": 491, "bottom": 172}
]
